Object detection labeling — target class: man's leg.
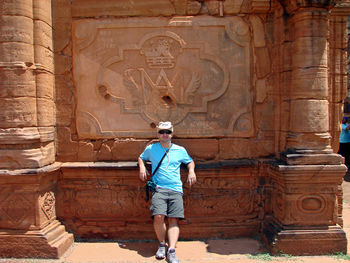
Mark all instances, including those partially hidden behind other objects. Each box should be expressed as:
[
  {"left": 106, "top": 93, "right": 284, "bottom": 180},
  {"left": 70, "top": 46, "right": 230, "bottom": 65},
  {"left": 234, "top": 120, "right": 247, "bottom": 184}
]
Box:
[
  {"left": 153, "top": 214, "right": 167, "bottom": 259},
  {"left": 167, "top": 217, "right": 179, "bottom": 249},
  {"left": 153, "top": 214, "right": 166, "bottom": 243}
]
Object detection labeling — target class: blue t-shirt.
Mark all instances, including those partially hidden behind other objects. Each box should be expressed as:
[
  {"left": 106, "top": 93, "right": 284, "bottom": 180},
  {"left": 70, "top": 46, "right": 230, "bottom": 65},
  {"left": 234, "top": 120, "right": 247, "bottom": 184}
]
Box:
[
  {"left": 340, "top": 123, "right": 350, "bottom": 143},
  {"left": 139, "top": 142, "right": 193, "bottom": 193}
]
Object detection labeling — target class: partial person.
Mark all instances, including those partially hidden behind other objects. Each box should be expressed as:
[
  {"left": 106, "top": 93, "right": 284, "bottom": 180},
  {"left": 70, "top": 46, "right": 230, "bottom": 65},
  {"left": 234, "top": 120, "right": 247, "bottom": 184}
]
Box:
[
  {"left": 339, "top": 117, "right": 350, "bottom": 169},
  {"left": 138, "top": 121, "right": 196, "bottom": 263}
]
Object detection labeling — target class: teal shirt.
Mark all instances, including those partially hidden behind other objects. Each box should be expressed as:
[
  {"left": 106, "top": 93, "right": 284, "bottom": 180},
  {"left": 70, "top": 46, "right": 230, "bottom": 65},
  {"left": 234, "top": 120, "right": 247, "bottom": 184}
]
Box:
[
  {"left": 340, "top": 124, "right": 350, "bottom": 143},
  {"left": 140, "top": 142, "right": 193, "bottom": 193}
]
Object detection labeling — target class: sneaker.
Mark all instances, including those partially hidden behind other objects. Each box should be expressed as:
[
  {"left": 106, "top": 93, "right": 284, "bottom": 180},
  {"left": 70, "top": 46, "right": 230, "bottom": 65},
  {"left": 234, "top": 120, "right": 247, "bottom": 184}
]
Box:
[
  {"left": 155, "top": 242, "right": 166, "bottom": 259},
  {"left": 167, "top": 248, "right": 179, "bottom": 263}
]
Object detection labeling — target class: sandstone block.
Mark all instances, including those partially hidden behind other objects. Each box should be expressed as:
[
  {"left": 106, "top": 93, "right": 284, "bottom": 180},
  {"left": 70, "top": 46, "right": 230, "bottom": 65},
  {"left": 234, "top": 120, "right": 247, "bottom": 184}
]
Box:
[
  {"left": 56, "top": 127, "right": 78, "bottom": 157},
  {"left": 173, "top": 139, "right": 218, "bottom": 160},
  {"left": 250, "top": 16, "right": 266, "bottom": 47},
  {"left": 186, "top": 1, "right": 201, "bottom": 15},
  {"left": 0, "top": 15, "right": 33, "bottom": 44},
  {"left": 292, "top": 37, "right": 327, "bottom": 68},
  {"left": 77, "top": 141, "right": 95, "bottom": 161},
  {"left": 331, "top": 48, "right": 348, "bottom": 75},
  {"left": 290, "top": 99, "right": 329, "bottom": 133},
  {"left": 0, "top": 142, "right": 55, "bottom": 169},
  {"left": 33, "top": 0, "right": 52, "bottom": 25},
  {"left": 34, "top": 20, "right": 53, "bottom": 50},
  {"left": 54, "top": 54, "right": 72, "bottom": 75},
  {"left": 36, "top": 71, "right": 54, "bottom": 99},
  {"left": 219, "top": 138, "right": 274, "bottom": 159},
  {"left": 71, "top": 0, "right": 175, "bottom": 17},
  {"left": 255, "top": 47, "right": 271, "bottom": 78},
  {"left": 111, "top": 140, "right": 149, "bottom": 161},
  {"left": 0, "top": 42, "right": 34, "bottom": 63},
  {"left": 292, "top": 10, "right": 328, "bottom": 38},
  {"left": 96, "top": 143, "right": 113, "bottom": 161},
  {"left": 222, "top": 0, "right": 245, "bottom": 14},
  {"left": 0, "top": 68, "right": 36, "bottom": 98},
  {"left": 55, "top": 76, "right": 73, "bottom": 103},
  {"left": 37, "top": 98, "right": 55, "bottom": 127},
  {"left": 0, "top": 0, "right": 33, "bottom": 17},
  {"left": 56, "top": 102, "right": 73, "bottom": 127},
  {"left": 0, "top": 97, "right": 37, "bottom": 128},
  {"left": 290, "top": 67, "right": 328, "bottom": 99},
  {"left": 34, "top": 45, "right": 54, "bottom": 72}
]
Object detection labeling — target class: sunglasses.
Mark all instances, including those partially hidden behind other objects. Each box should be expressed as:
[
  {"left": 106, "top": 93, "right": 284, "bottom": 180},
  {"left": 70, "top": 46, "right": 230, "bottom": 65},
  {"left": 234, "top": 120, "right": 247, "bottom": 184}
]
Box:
[{"left": 158, "top": 130, "right": 172, "bottom": 134}]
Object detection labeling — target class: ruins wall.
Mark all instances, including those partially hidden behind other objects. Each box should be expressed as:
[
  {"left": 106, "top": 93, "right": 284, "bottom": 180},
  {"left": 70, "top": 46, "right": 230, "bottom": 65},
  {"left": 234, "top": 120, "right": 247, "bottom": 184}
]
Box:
[{"left": 0, "top": 0, "right": 349, "bottom": 258}]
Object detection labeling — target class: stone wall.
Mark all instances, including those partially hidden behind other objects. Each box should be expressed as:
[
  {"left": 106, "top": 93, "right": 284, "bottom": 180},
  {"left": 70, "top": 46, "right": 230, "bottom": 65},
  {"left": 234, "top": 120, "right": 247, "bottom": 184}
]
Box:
[
  {"left": 0, "top": 0, "right": 350, "bottom": 258},
  {"left": 53, "top": 0, "right": 275, "bottom": 163}
]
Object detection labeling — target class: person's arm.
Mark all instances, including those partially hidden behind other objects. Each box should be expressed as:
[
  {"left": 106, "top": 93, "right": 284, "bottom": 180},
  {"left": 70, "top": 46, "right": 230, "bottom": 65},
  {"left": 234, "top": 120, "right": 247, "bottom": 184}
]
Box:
[
  {"left": 138, "top": 157, "right": 149, "bottom": 182},
  {"left": 186, "top": 161, "right": 196, "bottom": 187}
]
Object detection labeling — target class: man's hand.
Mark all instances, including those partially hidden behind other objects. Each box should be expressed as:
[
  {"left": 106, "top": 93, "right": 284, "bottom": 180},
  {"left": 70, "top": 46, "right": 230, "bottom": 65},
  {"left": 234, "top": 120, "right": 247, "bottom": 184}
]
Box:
[
  {"left": 186, "top": 161, "right": 196, "bottom": 187},
  {"left": 138, "top": 157, "right": 149, "bottom": 182},
  {"left": 187, "top": 170, "right": 196, "bottom": 187},
  {"left": 139, "top": 168, "right": 149, "bottom": 182}
]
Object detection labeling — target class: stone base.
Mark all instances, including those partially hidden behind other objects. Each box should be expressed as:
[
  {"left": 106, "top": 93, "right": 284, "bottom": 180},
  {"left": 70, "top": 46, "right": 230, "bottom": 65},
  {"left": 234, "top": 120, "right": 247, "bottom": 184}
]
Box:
[
  {"left": 262, "top": 219, "right": 347, "bottom": 256},
  {"left": 0, "top": 220, "right": 74, "bottom": 259}
]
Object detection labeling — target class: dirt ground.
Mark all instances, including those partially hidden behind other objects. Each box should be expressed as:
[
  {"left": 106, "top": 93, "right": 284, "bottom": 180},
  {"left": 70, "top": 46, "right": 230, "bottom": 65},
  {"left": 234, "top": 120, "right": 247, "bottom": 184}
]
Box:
[{"left": 2, "top": 180, "right": 350, "bottom": 263}]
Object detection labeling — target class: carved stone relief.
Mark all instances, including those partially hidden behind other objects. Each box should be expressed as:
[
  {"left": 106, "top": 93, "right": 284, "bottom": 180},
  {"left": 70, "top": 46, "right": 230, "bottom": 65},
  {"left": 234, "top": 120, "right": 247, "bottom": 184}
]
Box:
[
  {"left": 73, "top": 16, "right": 254, "bottom": 138},
  {"left": 0, "top": 192, "right": 32, "bottom": 228},
  {"left": 40, "top": 191, "right": 56, "bottom": 220}
]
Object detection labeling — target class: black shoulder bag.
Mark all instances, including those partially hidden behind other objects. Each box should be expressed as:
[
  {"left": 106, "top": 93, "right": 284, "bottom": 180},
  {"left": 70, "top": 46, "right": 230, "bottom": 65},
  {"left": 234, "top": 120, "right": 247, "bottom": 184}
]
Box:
[{"left": 145, "top": 149, "right": 169, "bottom": 202}]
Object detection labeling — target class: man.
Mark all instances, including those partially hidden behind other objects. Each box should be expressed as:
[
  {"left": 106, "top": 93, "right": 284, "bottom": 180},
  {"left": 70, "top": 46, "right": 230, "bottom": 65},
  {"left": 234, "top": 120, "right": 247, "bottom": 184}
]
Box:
[{"left": 138, "top": 121, "right": 196, "bottom": 263}]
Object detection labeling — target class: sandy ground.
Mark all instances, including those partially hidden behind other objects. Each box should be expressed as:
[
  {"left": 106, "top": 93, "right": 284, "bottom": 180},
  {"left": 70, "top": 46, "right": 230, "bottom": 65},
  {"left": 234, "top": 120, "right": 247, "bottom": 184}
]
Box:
[{"left": 2, "top": 179, "right": 350, "bottom": 263}]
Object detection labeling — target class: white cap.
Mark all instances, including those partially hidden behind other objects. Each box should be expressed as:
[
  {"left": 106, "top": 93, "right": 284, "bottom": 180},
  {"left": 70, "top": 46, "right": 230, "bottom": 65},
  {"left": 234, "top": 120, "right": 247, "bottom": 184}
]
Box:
[{"left": 157, "top": 121, "right": 173, "bottom": 132}]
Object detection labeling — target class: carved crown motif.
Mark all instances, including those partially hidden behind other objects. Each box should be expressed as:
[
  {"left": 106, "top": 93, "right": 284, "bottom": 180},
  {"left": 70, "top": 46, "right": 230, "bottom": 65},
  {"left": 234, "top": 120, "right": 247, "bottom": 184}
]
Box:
[{"left": 141, "top": 37, "right": 180, "bottom": 69}]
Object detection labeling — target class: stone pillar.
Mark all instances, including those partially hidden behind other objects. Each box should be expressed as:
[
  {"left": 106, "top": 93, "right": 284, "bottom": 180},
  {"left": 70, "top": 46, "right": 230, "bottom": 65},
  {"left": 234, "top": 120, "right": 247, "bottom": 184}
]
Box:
[
  {"left": 0, "top": 0, "right": 73, "bottom": 258},
  {"left": 262, "top": 1, "right": 347, "bottom": 255}
]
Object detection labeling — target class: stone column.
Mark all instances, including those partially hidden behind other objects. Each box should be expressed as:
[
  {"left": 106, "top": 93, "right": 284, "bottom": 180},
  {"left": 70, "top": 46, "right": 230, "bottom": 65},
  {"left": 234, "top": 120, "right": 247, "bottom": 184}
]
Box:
[
  {"left": 262, "top": 1, "right": 347, "bottom": 255},
  {"left": 0, "top": 0, "right": 73, "bottom": 258}
]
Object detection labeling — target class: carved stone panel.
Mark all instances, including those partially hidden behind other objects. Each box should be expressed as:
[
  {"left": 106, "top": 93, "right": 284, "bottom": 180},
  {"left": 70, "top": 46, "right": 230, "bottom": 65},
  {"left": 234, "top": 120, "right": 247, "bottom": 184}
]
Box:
[{"left": 73, "top": 16, "right": 253, "bottom": 138}]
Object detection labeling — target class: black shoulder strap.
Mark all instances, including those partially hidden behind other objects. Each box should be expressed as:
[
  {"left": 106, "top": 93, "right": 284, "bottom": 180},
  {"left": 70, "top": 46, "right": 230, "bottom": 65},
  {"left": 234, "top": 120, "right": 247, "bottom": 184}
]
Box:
[{"left": 152, "top": 149, "right": 169, "bottom": 176}]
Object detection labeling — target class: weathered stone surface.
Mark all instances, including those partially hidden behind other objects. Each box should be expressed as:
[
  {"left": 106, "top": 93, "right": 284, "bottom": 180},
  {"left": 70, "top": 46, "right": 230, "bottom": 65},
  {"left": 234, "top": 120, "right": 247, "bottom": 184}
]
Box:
[
  {"left": 0, "top": 165, "right": 73, "bottom": 258},
  {"left": 71, "top": 0, "right": 176, "bottom": 17},
  {"left": 1, "top": 0, "right": 349, "bottom": 258},
  {"left": 290, "top": 100, "right": 329, "bottom": 133},
  {"left": 0, "top": 0, "right": 33, "bottom": 17},
  {"left": 0, "top": 42, "right": 34, "bottom": 63},
  {"left": 0, "top": 97, "right": 37, "bottom": 128},
  {"left": 34, "top": 20, "right": 53, "bottom": 50},
  {"left": 73, "top": 16, "right": 254, "bottom": 139},
  {"left": 0, "top": 68, "right": 36, "bottom": 98},
  {"left": 219, "top": 138, "right": 274, "bottom": 159},
  {"left": 57, "top": 161, "right": 261, "bottom": 239},
  {"left": 173, "top": 139, "right": 219, "bottom": 160},
  {"left": 262, "top": 163, "right": 347, "bottom": 255},
  {"left": 0, "top": 15, "right": 33, "bottom": 43}
]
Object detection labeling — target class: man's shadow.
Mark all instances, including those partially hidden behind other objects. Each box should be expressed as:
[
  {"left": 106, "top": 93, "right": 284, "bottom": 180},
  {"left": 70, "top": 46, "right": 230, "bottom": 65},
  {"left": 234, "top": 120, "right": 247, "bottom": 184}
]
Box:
[{"left": 118, "top": 241, "right": 158, "bottom": 258}]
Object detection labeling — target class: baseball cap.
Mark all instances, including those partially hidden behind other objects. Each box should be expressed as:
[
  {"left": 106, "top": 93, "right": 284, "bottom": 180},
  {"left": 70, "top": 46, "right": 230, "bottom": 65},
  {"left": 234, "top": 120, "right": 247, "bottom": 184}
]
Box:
[{"left": 157, "top": 121, "right": 173, "bottom": 132}]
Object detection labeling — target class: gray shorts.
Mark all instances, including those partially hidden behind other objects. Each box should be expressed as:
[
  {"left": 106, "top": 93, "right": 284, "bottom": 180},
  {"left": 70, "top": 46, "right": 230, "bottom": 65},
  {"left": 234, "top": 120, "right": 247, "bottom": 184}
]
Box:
[{"left": 150, "top": 187, "right": 184, "bottom": 219}]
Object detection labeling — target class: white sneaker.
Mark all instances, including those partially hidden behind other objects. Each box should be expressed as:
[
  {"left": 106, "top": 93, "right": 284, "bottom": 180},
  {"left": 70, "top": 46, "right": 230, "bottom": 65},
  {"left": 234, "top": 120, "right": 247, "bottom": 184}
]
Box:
[
  {"left": 167, "top": 248, "right": 179, "bottom": 263},
  {"left": 155, "top": 242, "right": 166, "bottom": 259}
]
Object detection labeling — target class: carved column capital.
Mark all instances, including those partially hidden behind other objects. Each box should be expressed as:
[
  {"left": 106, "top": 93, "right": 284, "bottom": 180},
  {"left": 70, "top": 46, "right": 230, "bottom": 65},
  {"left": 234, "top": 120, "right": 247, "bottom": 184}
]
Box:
[{"left": 278, "top": 0, "right": 337, "bottom": 14}]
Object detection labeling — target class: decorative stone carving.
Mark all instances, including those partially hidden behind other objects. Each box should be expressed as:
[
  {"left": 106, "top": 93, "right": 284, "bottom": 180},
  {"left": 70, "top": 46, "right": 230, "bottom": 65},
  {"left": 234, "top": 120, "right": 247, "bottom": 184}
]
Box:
[
  {"left": 73, "top": 16, "right": 254, "bottom": 138},
  {"left": 0, "top": 192, "right": 32, "bottom": 228},
  {"left": 40, "top": 191, "right": 56, "bottom": 220},
  {"left": 57, "top": 162, "right": 261, "bottom": 239}
]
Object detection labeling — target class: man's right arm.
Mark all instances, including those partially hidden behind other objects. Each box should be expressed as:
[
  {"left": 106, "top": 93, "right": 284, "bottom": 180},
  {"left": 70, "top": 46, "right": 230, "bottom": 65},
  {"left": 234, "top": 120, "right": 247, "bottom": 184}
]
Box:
[{"left": 138, "top": 157, "right": 149, "bottom": 182}]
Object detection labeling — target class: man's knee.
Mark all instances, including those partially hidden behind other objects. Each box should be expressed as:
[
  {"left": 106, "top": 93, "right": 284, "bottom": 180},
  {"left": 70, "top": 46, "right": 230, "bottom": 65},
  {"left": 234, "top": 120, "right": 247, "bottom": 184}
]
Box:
[
  {"left": 153, "top": 214, "right": 165, "bottom": 224},
  {"left": 168, "top": 217, "right": 179, "bottom": 226}
]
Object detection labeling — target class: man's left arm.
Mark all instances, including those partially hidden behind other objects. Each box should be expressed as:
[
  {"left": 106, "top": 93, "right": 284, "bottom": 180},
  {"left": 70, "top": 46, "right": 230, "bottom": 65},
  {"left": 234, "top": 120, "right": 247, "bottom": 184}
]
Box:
[{"left": 186, "top": 161, "right": 196, "bottom": 187}]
